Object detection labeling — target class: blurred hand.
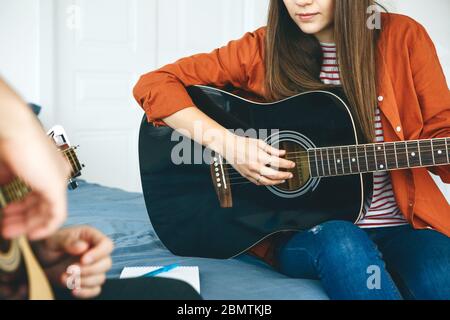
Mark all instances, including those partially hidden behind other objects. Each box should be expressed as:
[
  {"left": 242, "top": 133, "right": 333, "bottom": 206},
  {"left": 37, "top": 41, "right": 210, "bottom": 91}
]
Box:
[
  {"left": 33, "top": 226, "right": 114, "bottom": 299},
  {"left": 0, "top": 79, "right": 71, "bottom": 241}
]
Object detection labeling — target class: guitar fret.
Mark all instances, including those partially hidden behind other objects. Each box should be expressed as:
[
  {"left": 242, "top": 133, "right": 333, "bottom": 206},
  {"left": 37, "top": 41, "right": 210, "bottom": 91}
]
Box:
[
  {"left": 355, "top": 146, "right": 360, "bottom": 172},
  {"left": 333, "top": 148, "right": 340, "bottom": 175},
  {"left": 339, "top": 147, "right": 349, "bottom": 174},
  {"left": 406, "top": 141, "right": 421, "bottom": 167},
  {"left": 446, "top": 138, "right": 449, "bottom": 163},
  {"left": 374, "top": 144, "right": 386, "bottom": 171},
  {"left": 66, "top": 149, "right": 76, "bottom": 172},
  {"left": 66, "top": 149, "right": 76, "bottom": 174},
  {"left": 339, "top": 147, "right": 345, "bottom": 174},
  {"left": 4, "top": 185, "right": 11, "bottom": 203},
  {"left": 431, "top": 139, "right": 436, "bottom": 165},
  {"left": 346, "top": 147, "right": 351, "bottom": 173},
  {"left": 308, "top": 149, "right": 319, "bottom": 178},
  {"left": 1, "top": 178, "right": 30, "bottom": 206},
  {"left": 357, "top": 145, "right": 368, "bottom": 173},
  {"left": 325, "top": 148, "right": 333, "bottom": 176},
  {"left": 320, "top": 149, "right": 326, "bottom": 177},
  {"left": 432, "top": 138, "right": 448, "bottom": 165},
  {"left": 419, "top": 140, "right": 434, "bottom": 166},
  {"left": 417, "top": 141, "right": 423, "bottom": 166},
  {"left": 383, "top": 143, "right": 389, "bottom": 170},
  {"left": 384, "top": 143, "right": 397, "bottom": 170},
  {"left": 0, "top": 188, "right": 6, "bottom": 208},
  {"left": 405, "top": 142, "right": 410, "bottom": 168},
  {"left": 72, "top": 149, "right": 83, "bottom": 172},
  {"left": 364, "top": 145, "right": 369, "bottom": 172},
  {"left": 11, "top": 182, "right": 18, "bottom": 202},
  {"left": 373, "top": 145, "right": 379, "bottom": 171},
  {"left": 348, "top": 146, "right": 358, "bottom": 173},
  {"left": 394, "top": 143, "right": 399, "bottom": 168},
  {"left": 315, "top": 149, "right": 323, "bottom": 177},
  {"left": 366, "top": 144, "right": 376, "bottom": 172},
  {"left": 7, "top": 182, "right": 15, "bottom": 202},
  {"left": 69, "top": 149, "right": 82, "bottom": 172}
]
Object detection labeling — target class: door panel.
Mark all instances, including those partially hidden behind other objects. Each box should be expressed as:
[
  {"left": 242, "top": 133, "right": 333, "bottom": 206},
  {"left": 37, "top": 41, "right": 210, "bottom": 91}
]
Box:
[{"left": 54, "top": 0, "right": 269, "bottom": 191}]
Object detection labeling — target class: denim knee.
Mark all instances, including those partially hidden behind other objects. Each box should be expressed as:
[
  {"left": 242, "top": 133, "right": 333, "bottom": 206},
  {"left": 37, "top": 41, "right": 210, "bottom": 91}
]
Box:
[{"left": 307, "top": 220, "right": 380, "bottom": 259}]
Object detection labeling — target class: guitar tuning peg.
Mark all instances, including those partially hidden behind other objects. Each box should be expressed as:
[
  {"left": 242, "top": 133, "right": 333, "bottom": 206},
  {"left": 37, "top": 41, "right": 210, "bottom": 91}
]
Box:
[{"left": 68, "top": 179, "right": 78, "bottom": 190}]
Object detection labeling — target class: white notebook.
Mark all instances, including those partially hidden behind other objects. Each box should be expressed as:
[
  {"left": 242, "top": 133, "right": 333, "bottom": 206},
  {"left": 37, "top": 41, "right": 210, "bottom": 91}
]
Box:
[{"left": 120, "top": 266, "right": 200, "bottom": 294}]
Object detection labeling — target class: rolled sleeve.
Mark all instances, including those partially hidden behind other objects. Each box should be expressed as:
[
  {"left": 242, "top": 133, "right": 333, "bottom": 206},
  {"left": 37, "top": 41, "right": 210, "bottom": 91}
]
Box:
[{"left": 133, "top": 29, "right": 263, "bottom": 127}]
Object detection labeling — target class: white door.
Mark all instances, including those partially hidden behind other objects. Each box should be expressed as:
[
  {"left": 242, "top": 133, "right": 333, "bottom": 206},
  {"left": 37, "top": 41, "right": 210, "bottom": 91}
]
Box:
[{"left": 54, "top": 0, "right": 268, "bottom": 192}]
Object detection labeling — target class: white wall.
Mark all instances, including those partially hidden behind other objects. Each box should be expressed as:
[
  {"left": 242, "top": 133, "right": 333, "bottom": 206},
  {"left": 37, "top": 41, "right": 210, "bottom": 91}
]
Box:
[
  {"left": 0, "top": 0, "right": 55, "bottom": 126},
  {"left": 0, "top": 1, "right": 40, "bottom": 104}
]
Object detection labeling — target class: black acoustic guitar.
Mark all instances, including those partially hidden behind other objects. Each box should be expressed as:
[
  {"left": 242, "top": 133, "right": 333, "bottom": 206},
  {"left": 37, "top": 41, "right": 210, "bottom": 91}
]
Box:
[{"left": 139, "top": 85, "right": 449, "bottom": 259}]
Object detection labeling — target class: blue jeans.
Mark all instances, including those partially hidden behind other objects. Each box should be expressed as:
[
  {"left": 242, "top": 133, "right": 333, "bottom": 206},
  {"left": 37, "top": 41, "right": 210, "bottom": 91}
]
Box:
[{"left": 274, "top": 221, "right": 450, "bottom": 300}]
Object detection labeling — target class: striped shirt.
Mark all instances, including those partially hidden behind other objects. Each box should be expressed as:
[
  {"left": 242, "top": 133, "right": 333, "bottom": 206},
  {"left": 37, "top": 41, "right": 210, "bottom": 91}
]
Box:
[{"left": 319, "top": 43, "right": 408, "bottom": 228}]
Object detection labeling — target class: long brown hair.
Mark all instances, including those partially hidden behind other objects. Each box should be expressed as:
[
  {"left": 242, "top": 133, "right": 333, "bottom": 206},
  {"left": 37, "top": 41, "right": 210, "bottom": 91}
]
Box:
[{"left": 265, "top": 0, "right": 383, "bottom": 143}]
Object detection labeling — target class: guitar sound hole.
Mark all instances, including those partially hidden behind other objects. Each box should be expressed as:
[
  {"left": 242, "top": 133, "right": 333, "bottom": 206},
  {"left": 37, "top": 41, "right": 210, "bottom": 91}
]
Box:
[{"left": 275, "top": 141, "right": 311, "bottom": 192}]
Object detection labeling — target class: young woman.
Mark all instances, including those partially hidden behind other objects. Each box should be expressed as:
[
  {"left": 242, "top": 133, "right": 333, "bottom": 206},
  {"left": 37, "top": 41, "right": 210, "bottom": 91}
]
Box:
[{"left": 134, "top": 0, "right": 450, "bottom": 300}]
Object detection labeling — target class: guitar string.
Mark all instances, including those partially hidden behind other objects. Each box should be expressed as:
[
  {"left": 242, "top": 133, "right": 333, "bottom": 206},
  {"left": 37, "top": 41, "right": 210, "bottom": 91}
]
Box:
[
  {"left": 219, "top": 148, "right": 447, "bottom": 178},
  {"left": 209, "top": 138, "right": 448, "bottom": 158},
  {"left": 220, "top": 162, "right": 446, "bottom": 182},
  {"left": 224, "top": 158, "right": 442, "bottom": 187},
  {"left": 223, "top": 162, "right": 443, "bottom": 185},
  {"left": 221, "top": 146, "right": 446, "bottom": 165},
  {"left": 219, "top": 142, "right": 448, "bottom": 159},
  {"left": 274, "top": 138, "right": 449, "bottom": 157},
  {"left": 217, "top": 151, "right": 446, "bottom": 184}
]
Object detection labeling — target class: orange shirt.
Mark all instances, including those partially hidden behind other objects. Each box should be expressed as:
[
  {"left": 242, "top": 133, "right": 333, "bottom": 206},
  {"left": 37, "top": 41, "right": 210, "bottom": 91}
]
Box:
[{"left": 134, "top": 13, "right": 450, "bottom": 263}]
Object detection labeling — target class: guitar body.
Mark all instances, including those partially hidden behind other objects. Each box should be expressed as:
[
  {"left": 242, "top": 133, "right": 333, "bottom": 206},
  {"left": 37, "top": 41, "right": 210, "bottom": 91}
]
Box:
[{"left": 139, "top": 86, "right": 373, "bottom": 259}]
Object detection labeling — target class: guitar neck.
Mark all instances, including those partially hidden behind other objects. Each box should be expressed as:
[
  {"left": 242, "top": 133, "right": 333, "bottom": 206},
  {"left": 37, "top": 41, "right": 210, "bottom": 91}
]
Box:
[
  {"left": 0, "top": 178, "right": 31, "bottom": 210},
  {"left": 0, "top": 147, "right": 82, "bottom": 209},
  {"left": 308, "top": 137, "right": 450, "bottom": 178}
]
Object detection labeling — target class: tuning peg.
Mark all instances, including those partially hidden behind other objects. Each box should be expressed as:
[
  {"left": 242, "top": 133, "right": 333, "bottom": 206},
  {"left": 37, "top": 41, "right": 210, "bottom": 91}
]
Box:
[{"left": 68, "top": 179, "right": 78, "bottom": 190}]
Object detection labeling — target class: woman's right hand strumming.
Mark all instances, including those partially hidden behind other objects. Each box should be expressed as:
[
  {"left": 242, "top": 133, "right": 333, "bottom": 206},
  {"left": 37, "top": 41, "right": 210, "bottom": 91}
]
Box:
[
  {"left": 219, "top": 134, "right": 296, "bottom": 186},
  {"left": 161, "top": 106, "right": 296, "bottom": 187}
]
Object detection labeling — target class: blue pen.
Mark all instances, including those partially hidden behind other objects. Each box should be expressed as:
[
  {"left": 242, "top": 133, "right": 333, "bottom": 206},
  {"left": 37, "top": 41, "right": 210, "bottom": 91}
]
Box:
[{"left": 142, "top": 263, "right": 179, "bottom": 278}]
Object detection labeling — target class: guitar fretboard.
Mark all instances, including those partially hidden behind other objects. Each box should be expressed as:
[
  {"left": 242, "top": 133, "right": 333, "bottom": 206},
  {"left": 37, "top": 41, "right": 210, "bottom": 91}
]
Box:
[
  {"left": 64, "top": 147, "right": 83, "bottom": 176},
  {"left": 0, "top": 179, "right": 31, "bottom": 209},
  {"left": 0, "top": 147, "right": 81, "bottom": 209},
  {"left": 308, "top": 137, "right": 449, "bottom": 178}
]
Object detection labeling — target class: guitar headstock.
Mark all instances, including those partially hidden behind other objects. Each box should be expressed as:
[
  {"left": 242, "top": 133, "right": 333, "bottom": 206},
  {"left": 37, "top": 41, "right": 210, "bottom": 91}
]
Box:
[{"left": 47, "top": 125, "right": 84, "bottom": 190}]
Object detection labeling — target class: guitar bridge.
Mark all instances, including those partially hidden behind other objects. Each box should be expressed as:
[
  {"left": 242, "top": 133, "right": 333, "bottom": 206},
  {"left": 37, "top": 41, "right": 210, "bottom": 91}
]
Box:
[{"left": 210, "top": 153, "right": 233, "bottom": 208}]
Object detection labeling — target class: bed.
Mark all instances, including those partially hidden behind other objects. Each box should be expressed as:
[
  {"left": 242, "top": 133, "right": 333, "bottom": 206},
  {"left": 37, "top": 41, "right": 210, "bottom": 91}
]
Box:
[{"left": 65, "top": 181, "right": 328, "bottom": 300}]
